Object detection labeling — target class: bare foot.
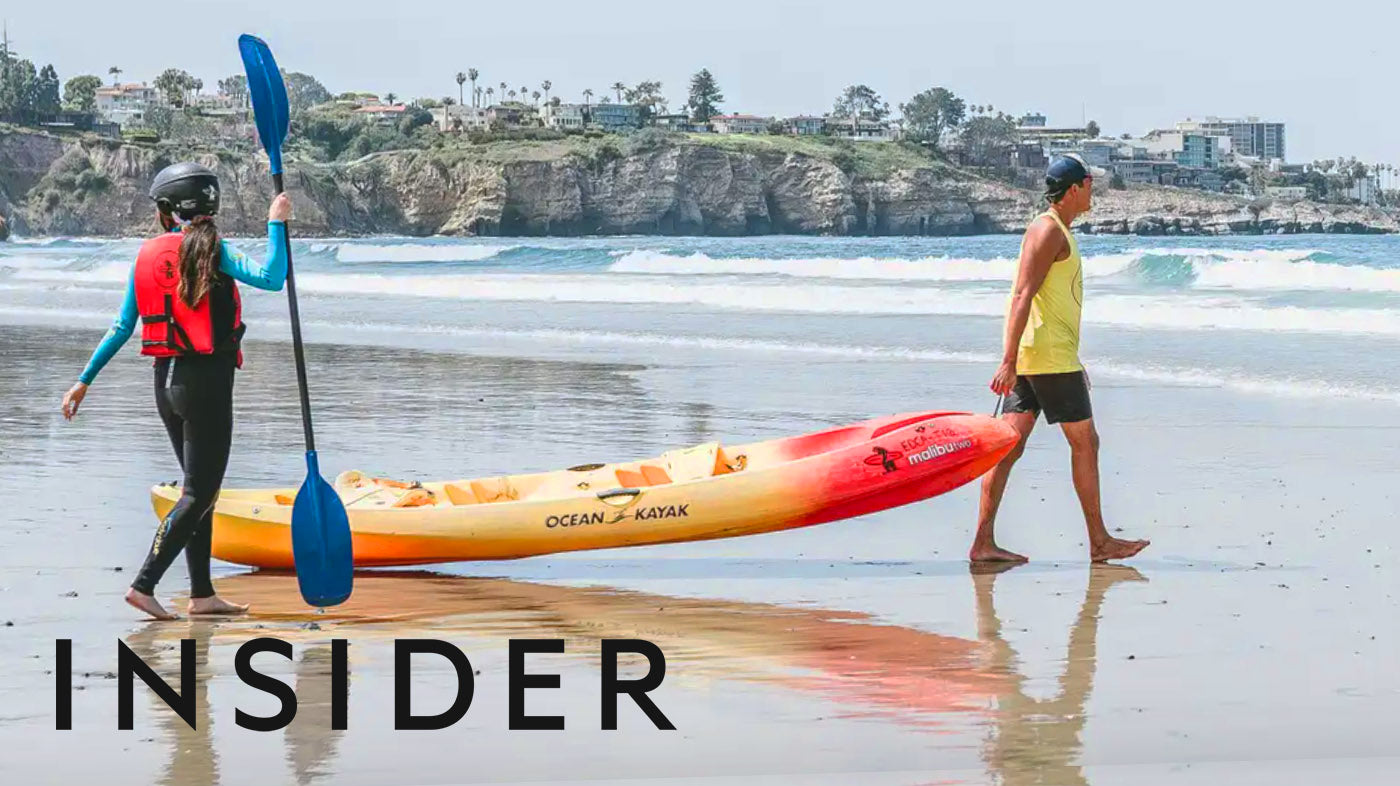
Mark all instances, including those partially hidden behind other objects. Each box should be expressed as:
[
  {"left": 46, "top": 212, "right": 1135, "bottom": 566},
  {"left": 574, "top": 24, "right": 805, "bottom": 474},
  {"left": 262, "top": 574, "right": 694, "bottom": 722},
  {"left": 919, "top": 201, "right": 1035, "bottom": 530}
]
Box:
[
  {"left": 969, "top": 543, "right": 1029, "bottom": 563},
  {"left": 188, "top": 595, "right": 249, "bottom": 615},
  {"left": 1090, "top": 536, "right": 1150, "bottom": 563},
  {"left": 125, "top": 588, "right": 179, "bottom": 621}
]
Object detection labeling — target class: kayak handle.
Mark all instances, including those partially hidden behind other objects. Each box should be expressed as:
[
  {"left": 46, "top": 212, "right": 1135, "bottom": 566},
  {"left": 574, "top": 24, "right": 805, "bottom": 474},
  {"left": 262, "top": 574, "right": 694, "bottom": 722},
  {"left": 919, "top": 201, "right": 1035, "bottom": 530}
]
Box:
[{"left": 596, "top": 488, "right": 642, "bottom": 507}]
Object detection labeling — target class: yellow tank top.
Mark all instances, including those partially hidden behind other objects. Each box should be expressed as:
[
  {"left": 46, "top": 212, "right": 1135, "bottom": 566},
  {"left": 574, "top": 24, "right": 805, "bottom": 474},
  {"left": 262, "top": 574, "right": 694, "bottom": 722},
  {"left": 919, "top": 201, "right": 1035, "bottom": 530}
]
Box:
[{"left": 1012, "top": 210, "right": 1083, "bottom": 375}]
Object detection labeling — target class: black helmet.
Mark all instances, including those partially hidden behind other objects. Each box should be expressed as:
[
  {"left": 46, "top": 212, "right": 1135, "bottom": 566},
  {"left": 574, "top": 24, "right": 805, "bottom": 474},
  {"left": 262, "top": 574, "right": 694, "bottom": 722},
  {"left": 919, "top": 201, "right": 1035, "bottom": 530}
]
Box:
[{"left": 149, "top": 162, "right": 220, "bottom": 220}]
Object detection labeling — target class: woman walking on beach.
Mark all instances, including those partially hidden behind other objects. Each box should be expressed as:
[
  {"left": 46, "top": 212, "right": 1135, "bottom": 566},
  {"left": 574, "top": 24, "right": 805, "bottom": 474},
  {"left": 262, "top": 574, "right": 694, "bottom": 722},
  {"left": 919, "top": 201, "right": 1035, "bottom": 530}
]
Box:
[{"left": 60, "top": 162, "right": 292, "bottom": 620}]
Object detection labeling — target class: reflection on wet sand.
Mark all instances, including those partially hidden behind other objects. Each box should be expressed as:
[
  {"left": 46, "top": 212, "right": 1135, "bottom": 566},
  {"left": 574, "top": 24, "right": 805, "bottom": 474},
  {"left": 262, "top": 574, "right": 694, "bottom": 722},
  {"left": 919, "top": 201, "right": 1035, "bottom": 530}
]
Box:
[
  {"left": 977, "top": 564, "right": 1147, "bottom": 786},
  {"left": 125, "top": 565, "right": 1141, "bottom": 784},
  {"left": 124, "top": 624, "right": 219, "bottom": 786}
]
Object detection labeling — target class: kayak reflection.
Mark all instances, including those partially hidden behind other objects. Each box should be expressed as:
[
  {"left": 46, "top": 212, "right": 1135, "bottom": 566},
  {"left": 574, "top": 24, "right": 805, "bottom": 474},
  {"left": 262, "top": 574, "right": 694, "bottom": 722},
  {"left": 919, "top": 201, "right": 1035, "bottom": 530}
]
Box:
[{"left": 123, "top": 564, "right": 1142, "bottom": 784}]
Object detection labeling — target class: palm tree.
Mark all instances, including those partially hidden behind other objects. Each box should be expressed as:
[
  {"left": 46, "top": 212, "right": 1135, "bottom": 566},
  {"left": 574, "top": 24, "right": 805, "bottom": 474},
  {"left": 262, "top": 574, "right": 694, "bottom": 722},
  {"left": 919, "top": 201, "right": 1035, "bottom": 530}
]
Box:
[
  {"left": 541, "top": 80, "right": 552, "bottom": 104},
  {"left": 612, "top": 81, "right": 625, "bottom": 103},
  {"left": 467, "top": 68, "right": 479, "bottom": 106},
  {"left": 108, "top": 66, "right": 122, "bottom": 86},
  {"left": 486, "top": 87, "right": 495, "bottom": 106},
  {"left": 385, "top": 92, "right": 398, "bottom": 105},
  {"left": 499, "top": 81, "right": 507, "bottom": 101},
  {"left": 474, "top": 86, "right": 483, "bottom": 107},
  {"left": 456, "top": 72, "right": 466, "bottom": 107},
  {"left": 531, "top": 90, "right": 541, "bottom": 106},
  {"left": 508, "top": 90, "right": 517, "bottom": 102},
  {"left": 583, "top": 88, "right": 593, "bottom": 108},
  {"left": 519, "top": 85, "right": 528, "bottom": 101}
]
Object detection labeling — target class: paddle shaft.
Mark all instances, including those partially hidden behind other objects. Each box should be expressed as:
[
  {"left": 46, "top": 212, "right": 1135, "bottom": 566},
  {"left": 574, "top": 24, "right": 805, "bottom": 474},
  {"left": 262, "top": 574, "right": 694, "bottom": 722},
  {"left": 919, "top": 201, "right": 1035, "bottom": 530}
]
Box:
[{"left": 272, "top": 172, "right": 316, "bottom": 452}]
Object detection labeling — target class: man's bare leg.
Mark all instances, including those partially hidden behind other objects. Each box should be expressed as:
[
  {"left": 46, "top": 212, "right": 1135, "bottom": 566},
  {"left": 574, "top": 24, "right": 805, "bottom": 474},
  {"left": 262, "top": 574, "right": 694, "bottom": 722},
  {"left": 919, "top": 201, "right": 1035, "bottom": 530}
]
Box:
[
  {"left": 1060, "top": 419, "right": 1149, "bottom": 562},
  {"left": 971, "top": 412, "right": 1037, "bottom": 563}
]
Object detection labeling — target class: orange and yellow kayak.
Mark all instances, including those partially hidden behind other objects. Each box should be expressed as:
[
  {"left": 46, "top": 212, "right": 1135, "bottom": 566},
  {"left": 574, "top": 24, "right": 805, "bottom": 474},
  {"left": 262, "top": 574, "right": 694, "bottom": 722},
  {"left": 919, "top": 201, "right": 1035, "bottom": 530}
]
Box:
[{"left": 151, "top": 411, "right": 1018, "bottom": 568}]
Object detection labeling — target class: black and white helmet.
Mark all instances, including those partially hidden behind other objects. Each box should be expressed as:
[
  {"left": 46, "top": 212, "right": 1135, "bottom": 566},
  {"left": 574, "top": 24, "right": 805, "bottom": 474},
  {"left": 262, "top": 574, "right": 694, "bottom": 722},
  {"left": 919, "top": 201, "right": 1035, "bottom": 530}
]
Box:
[{"left": 150, "top": 162, "right": 220, "bottom": 220}]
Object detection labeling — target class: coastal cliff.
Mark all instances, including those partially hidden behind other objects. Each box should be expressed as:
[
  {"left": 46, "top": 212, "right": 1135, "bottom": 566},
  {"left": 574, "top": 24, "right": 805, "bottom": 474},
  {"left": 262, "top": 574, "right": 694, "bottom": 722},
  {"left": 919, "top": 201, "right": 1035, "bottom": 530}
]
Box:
[{"left": 1, "top": 127, "right": 1395, "bottom": 237}]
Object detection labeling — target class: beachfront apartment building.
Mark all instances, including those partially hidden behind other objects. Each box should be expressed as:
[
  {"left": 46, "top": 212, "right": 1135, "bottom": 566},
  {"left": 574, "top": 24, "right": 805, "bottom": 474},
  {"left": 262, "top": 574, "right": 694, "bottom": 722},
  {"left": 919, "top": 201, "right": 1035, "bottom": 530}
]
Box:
[
  {"left": 1176, "top": 117, "right": 1285, "bottom": 162},
  {"left": 94, "top": 82, "right": 161, "bottom": 127},
  {"left": 828, "top": 117, "right": 895, "bottom": 141},
  {"left": 353, "top": 103, "right": 408, "bottom": 126},
  {"left": 589, "top": 103, "right": 642, "bottom": 132},
  {"left": 1139, "top": 131, "right": 1223, "bottom": 169},
  {"left": 784, "top": 115, "right": 827, "bottom": 135},
  {"left": 711, "top": 114, "right": 772, "bottom": 135},
  {"left": 540, "top": 102, "right": 586, "bottom": 130},
  {"left": 433, "top": 104, "right": 490, "bottom": 132}
]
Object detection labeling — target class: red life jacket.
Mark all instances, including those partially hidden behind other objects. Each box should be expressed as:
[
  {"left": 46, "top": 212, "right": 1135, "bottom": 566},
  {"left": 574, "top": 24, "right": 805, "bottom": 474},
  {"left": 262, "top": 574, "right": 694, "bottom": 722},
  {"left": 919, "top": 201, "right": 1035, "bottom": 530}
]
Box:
[{"left": 134, "top": 231, "right": 244, "bottom": 366}]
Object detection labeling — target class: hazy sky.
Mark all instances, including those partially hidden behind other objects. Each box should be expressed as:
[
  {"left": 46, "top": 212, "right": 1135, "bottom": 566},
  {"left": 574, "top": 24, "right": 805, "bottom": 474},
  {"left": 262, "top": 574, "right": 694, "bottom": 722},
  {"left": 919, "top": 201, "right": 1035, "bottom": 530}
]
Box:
[{"left": 3, "top": 1, "right": 1385, "bottom": 162}]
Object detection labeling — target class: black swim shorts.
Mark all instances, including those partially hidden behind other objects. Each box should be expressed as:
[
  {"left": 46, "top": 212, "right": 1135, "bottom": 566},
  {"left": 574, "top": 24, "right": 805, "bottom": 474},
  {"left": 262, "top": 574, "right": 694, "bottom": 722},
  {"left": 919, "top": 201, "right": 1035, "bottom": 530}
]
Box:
[{"left": 1001, "top": 371, "right": 1092, "bottom": 424}]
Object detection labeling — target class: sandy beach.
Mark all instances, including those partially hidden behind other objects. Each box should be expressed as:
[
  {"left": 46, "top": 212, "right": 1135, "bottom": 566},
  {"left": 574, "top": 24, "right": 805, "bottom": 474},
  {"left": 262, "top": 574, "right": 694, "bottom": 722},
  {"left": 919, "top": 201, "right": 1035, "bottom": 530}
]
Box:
[{"left": 2, "top": 232, "right": 1398, "bottom": 784}]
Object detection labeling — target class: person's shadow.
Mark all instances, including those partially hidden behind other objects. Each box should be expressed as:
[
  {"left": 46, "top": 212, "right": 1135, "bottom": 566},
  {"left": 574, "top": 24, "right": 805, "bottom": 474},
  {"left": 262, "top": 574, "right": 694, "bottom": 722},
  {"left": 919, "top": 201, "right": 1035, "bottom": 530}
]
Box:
[{"left": 972, "top": 563, "right": 1147, "bottom": 786}]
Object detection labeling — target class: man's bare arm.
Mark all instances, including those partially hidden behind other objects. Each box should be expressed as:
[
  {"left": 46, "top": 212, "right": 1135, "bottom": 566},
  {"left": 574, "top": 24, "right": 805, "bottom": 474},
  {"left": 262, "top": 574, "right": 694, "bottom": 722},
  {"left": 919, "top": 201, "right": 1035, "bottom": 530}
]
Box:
[{"left": 990, "top": 217, "right": 1066, "bottom": 394}]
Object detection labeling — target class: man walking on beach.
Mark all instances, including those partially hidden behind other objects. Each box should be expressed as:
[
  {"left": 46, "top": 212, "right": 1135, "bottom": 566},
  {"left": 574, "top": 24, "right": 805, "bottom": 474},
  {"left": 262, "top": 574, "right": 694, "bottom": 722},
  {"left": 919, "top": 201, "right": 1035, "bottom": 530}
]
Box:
[{"left": 972, "top": 154, "right": 1149, "bottom": 563}]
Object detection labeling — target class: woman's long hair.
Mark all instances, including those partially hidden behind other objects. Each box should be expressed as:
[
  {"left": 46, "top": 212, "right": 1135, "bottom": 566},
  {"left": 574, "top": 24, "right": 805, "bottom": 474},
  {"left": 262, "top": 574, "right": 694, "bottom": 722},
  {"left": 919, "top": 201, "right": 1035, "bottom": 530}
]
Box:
[{"left": 158, "top": 212, "right": 221, "bottom": 307}]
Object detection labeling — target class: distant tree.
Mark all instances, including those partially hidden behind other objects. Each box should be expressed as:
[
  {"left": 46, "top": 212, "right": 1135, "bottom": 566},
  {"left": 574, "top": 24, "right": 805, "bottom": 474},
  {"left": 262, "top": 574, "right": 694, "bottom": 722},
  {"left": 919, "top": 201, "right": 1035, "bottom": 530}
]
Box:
[
  {"left": 766, "top": 119, "right": 786, "bottom": 135},
  {"left": 456, "top": 72, "right": 466, "bottom": 107},
  {"left": 499, "top": 81, "right": 507, "bottom": 100},
  {"left": 0, "top": 59, "right": 39, "bottom": 119},
  {"left": 1085, "top": 119, "right": 1100, "bottom": 138},
  {"left": 899, "top": 86, "right": 965, "bottom": 151},
  {"left": 1120, "top": 132, "right": 1131, "bottom": 140},
  {"left": 486, "top": 87, "right": 495, "bottom": 105},
  {"left": 540, "top": 80, "right": 551, "bottom": 104},
  {"left": 686, "top": 68, "right": 723, "bottom": 123},
  {"left": 508, "top": 89, "right": 517, "bottom": 102},
  {"left": 531, "top": 90, "right": 540, "bottom": 106},
  {"left": 624, "top": 80, "right": 665, "bottom": 121},
  {"left": 281, "top": 71, "right": 331, "bottom": 113},
  {"left": 958, "top": 115, "right": 1019, "bottom": 167},
  {"left": 600, "top": 95, "right": 613, "bottom": 105},
  {"left": 34, "top": 65, "right": 61, "bottom": 115},
  {"left": 63, "top": 74, "right": 103, "bottom": 113},
  {"left": 420, "top": 97, "right": 441, "bottom": 109},
  {"left": 154, "top": 68, "right": 192, "bottom": 106},
  {"left": 467, "top": 68, "right": 479, "bottom": 106},
  {"left": 583, "top": 88, "right": 593, "bottom": 108},
  {"left": 107, "top": 66, "right": 122, "bottom": 86},
  {"left": 217, "top": 74, "right": 248, "bottom": 107},
  {"left": 441, "top": 96, "right": 455, "bottom": 107},
  {"left": 611, "top": 81, "right": 626, "bottom": 103},
  {"left": 386, "top": 92, "right": 398, "bottom": 105},
  {"left": 831, "top": 84, "right": 889, "bottom": 135}
]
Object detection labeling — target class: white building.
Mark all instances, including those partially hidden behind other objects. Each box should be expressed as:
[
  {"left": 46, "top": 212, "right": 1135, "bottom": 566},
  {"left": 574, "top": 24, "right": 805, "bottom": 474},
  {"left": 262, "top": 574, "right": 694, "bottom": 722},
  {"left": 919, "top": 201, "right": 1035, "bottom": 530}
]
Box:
[
  {"left": 710, "top": 114, "right": 772, "bottom": 135},
  {"left": 828, "top": 117, "right": 895, "bottom": 142},
  {"left": 94, "top": 82, "right": 161, "bottom": 128},
  {"left": 1176, "top": 116, "right": 1285, "bottom": 162},
  {"left": 539, "top": 103, "right": 586, "bottom": 130},
  {"left": 432, "top": 104, "right": 490, "bottom": 132}
]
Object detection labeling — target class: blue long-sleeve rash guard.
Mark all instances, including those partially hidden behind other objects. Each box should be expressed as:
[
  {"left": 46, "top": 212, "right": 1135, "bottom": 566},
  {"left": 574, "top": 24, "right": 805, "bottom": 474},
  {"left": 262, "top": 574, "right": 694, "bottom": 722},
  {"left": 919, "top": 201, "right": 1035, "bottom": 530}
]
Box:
[{"left": 77, "top": 221, "right": 289, "bottom": 385}]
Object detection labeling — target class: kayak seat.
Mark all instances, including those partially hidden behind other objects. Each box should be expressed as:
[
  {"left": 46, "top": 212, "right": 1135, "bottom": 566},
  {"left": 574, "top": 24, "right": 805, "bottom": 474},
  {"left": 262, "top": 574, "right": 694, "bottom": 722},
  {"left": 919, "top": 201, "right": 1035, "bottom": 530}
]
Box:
[
  {"left": 615, "top": 465, "right": 672, "bottom": 488},
  {"left": 470, "top": 478, "right": 519, "bottom": 503},
  {"left": 274, "top": 493, "right": 295, "bottom": 506},
  {"left": 443, "top": 483, "right": 478, "bottom": 505},
  {"left": 661, "top": 442, "right": 745, "bottom": 482}
]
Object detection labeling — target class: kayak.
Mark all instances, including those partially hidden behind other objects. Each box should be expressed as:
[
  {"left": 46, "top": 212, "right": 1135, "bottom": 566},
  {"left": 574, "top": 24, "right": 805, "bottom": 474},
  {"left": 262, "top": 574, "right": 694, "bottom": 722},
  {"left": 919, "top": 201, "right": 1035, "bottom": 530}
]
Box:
[{"left": 150, "top": 410, "right": 1018, "bottom": 568}]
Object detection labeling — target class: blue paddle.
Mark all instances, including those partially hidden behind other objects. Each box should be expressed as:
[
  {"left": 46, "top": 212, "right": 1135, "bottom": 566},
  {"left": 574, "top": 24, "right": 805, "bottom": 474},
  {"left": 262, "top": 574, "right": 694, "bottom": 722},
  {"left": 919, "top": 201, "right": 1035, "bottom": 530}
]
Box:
[{"left": 240, "top": 34, "right": 353, "bottom": 607}]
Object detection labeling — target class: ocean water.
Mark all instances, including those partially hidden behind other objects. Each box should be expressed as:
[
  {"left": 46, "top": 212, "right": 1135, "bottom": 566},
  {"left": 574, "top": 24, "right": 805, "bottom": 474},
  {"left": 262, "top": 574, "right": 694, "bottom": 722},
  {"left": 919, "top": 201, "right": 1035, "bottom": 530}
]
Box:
[
  {"left": 3, "top": 232, "right": 1399, "bottom": 405},
  {"left": 1, "top": 232, "right": 1397, "bottom": 783}
]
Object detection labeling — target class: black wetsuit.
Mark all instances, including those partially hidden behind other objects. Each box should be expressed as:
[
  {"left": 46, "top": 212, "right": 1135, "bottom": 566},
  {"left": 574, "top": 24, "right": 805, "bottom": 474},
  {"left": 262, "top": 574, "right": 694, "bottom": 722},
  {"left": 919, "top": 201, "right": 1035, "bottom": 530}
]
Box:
[{"left": 130, "top": 274, "right": 240, "bottom": 599}]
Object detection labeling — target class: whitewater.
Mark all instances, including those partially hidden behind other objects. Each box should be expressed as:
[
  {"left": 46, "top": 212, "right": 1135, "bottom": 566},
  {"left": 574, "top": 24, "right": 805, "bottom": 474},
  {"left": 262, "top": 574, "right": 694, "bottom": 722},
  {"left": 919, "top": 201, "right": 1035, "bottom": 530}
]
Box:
[{"left": 3, "top": 232, "right": 1397, "bottom": 405}]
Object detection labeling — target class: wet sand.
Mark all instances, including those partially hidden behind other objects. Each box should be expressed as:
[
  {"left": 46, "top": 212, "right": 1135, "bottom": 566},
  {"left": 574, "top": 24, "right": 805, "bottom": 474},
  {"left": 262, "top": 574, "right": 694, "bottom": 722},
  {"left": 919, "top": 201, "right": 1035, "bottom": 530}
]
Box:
[{"left": 1, "top": 324, "right": 1397, "bottom": 784}]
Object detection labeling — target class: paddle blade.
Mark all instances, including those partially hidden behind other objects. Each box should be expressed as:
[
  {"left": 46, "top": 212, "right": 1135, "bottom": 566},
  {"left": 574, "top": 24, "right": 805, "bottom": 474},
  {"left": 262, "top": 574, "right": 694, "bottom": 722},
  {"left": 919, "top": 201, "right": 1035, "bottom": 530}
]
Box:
[
  {"left": 291, "top": 452, "right": 353, "bottom": 607},
  {"left": 238, "top": 33, "right": 290, "bottom": 175}
]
